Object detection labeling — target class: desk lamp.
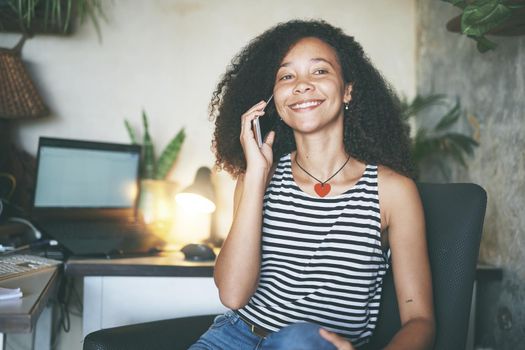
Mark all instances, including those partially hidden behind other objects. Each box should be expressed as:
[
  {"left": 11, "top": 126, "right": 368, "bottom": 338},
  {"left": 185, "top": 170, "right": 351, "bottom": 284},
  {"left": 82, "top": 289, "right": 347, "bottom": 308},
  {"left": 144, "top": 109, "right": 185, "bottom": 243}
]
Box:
[
  {"left": 174, "top": 167, "right": 217, "bottom": 260},
  {"left": 175, "top": 167, "right": 216, "bottom": 215}
]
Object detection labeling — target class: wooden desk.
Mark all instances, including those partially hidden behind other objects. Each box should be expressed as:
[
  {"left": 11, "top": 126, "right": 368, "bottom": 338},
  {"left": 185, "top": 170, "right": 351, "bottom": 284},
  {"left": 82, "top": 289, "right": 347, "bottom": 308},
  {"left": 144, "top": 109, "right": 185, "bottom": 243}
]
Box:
[
  {"left": 0, "top": 267, "right": 60, "bottom": 350},
  {"left": 65, "top": 252, "right": 227, "bottom": 338},
  {"left": 65, "top": 252, "right": 214, "bottom": 277}
]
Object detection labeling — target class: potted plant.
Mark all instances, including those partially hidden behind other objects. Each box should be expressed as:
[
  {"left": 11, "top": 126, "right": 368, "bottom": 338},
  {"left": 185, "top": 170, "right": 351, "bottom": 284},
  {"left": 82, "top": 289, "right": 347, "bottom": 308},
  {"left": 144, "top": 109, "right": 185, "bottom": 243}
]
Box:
[
  {"left": 400, "top": 94, "right": 479, "bottom": 179},
  {"left": 442, "top": 0, "right": 525, "bottom": 52},
  {"left": 0, "top": 0, "right": 106, "bottom": 38},
  {"left": 125, "top": 110, "right": 186, "bottom": 225}
]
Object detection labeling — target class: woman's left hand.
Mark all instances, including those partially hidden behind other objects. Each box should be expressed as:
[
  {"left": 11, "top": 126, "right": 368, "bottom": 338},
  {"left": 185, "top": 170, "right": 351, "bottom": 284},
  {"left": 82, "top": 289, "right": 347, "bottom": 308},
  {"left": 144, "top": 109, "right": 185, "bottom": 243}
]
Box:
[{"left": 319, "top": 329, "right": 356, "bottom": 350}]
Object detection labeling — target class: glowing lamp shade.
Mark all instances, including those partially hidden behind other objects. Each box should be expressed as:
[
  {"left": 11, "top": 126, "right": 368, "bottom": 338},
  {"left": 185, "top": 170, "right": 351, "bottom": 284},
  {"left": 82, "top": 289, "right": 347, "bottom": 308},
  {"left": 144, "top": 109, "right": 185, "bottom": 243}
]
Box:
[
  {"left": 175, "top": 167, "right": 216, "bottom": 213},
  {"left": 175, "top": 192, "right": 215, "bottom": 213},
  {"left": 171, "top": 167, "right": 216, "bottom": 247}
]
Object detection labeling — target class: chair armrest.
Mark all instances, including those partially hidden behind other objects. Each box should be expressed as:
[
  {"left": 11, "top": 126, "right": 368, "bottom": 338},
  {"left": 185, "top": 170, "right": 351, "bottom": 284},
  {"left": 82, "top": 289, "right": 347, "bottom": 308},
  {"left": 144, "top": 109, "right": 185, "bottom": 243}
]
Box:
[{"left": 83, "top": 314, "right": 216, "bottom": 350}]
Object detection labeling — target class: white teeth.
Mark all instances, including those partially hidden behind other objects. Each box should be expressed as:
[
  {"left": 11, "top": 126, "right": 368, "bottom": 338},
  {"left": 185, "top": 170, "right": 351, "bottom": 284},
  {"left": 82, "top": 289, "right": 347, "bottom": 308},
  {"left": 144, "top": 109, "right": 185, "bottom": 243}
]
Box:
[{"left": 292, "top": 100, "right": 321, "bottom": 109}]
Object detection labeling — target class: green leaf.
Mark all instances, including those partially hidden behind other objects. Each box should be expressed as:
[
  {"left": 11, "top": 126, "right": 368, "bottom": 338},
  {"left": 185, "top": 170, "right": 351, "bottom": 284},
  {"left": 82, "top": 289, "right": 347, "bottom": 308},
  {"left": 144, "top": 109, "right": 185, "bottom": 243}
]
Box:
[
  {"left": 435, "top": 100, "right": 461, "bottom": 131},
  {"left": 124, "top": 119, "right": 138, "bottom": 144},
  {"left": 435, "top": 132, "right": 478, "bottom": 167},
  {"left": 401, "top": 94, "right": 447, "bottom": 120},
  {"left": 441, "top": 0, "right": 468, "bottom": 9},
  {"left": 433, "top": 158, "right": 450, "bottom": 180},
  {"left": 474, "top": 35, "right": 498, "bottom": 52},
  {"left": 405, "top": 92, "right": 480, "bottom": 178},
  {"left": 56, "top": 0, "right": 63, "bottom": 30},
  {"left": 446, "top": 133, "right": 479, "bottom": 155},
  {"left": 51, "top": 0, "right": 58, "bottom": 26},
  {"left": 63, "top": 0, "right": 72, "bottom": 32},
  {"left": 1, "top": 0, "right": 106, "bottom": 37},
  {"left": 447, "top": 141, "right": 468, "bottom": 166},
  {"left": 141, "top": 110, "right": 156, "bottom": 179},
  {"left": 79, "top": 0, "right": 106, "bottom": 42},
  {"left": 412, "top": 132, "right": 441, "bottom": 164},
  {"left": 44, "top": 0, "right": 50, "bottom": 29},
  {"left": 462, "top": 0, "right": 512, "bottom": 37},
  {"left": 156, "top": 128, "right": 186, "bottom": 180}
]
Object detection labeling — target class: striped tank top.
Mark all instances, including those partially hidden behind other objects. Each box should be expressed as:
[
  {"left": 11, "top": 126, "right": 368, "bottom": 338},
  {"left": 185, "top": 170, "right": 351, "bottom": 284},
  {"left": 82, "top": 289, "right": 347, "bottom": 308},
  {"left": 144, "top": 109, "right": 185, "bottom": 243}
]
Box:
[{"left": 238, "top": 153, "right": 390, "bottom": 347}]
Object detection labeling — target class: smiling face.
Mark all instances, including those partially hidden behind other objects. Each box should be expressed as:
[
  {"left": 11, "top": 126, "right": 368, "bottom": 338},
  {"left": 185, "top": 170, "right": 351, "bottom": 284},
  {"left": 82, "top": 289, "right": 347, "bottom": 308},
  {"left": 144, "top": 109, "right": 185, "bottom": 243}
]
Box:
[{"left": 273, "top": 37, "right": 352, "bottom": 135}]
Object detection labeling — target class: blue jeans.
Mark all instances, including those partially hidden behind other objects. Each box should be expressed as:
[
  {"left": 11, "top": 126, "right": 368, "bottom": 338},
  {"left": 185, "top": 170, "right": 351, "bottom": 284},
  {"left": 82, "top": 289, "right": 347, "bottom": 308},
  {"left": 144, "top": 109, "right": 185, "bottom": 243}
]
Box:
[{"left": 188, "top": 310, "right": 337, "bottom": 350}]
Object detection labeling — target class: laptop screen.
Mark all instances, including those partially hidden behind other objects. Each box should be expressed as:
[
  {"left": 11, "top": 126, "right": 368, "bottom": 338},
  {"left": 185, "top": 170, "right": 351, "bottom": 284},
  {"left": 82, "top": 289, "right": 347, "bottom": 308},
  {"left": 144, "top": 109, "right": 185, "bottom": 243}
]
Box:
[{"left": 34, "top": 137, "right": 141, "bottom": 209}]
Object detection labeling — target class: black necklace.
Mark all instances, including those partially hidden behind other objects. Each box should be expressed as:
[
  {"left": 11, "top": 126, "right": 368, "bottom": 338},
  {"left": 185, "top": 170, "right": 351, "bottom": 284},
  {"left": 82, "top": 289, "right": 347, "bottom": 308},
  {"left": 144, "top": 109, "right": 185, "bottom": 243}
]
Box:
[{"left": 294, "top": 153, "right": 351, "bottom": 197}]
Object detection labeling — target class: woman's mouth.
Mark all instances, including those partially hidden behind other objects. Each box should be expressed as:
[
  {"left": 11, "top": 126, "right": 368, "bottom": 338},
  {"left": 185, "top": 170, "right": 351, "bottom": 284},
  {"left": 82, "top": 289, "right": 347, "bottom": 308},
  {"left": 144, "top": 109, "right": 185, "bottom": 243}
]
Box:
[{"left": 289, "top": 99, "right": 324, "bottom": 111}]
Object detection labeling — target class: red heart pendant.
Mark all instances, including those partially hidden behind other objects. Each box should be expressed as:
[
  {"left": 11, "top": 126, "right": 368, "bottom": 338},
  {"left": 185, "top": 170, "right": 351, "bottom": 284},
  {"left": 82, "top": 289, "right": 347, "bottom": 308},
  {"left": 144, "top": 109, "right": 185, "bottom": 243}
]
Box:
[{"left": 314, "top": 183, "right": 331, "bottom": 197}]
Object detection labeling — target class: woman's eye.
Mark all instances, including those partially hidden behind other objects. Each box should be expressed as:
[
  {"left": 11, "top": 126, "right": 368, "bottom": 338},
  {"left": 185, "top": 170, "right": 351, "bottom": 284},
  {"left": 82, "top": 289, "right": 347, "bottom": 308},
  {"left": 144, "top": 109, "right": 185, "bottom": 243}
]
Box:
[
  {"left": 314, "top": 69, "right": 328, "bottom": 75},
  {"left": 279, "top": 74, "right": 293, "bottom": 81}
]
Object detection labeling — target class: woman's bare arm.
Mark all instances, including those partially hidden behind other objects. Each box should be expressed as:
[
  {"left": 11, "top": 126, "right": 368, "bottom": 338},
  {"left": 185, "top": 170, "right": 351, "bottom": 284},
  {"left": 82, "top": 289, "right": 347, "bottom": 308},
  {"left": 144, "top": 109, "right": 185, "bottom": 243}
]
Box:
[
  {"left": 213, "top": 100, "right": 275, "bottom": 309},
  {"left": 214, "top": 172, "right": 267, "bottom": 309},
  {"left": 379, "top": 168, "right": 435, "bottom": 350}
]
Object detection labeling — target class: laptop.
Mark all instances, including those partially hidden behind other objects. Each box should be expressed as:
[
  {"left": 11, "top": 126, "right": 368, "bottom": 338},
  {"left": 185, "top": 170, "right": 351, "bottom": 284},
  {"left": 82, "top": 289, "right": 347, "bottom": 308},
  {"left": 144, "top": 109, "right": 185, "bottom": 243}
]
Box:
[{"left": 31, "top": 137, "right": 166, "bottom": 258}]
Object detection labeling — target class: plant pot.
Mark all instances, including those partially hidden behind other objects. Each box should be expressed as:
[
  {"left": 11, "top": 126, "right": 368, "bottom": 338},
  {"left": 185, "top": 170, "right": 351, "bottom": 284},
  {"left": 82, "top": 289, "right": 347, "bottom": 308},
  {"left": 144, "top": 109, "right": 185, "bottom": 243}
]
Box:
[{"left": 138, "top": 179, "right": 179, "bottom": 228}]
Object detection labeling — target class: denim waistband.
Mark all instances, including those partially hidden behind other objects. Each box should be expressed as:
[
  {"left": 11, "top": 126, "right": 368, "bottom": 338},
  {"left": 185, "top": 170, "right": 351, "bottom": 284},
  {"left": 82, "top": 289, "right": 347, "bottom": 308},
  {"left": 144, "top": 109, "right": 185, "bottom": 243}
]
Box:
[{"left": 234, "top": 311, "right": 271, "bottom": 338}]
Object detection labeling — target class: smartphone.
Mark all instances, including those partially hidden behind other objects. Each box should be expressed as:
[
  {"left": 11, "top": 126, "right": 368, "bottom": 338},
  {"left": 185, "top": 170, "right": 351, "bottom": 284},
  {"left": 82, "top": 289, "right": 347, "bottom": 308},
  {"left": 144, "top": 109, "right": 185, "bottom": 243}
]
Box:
[{"left": 252, "top": 95, "right": 274, "bottom": 148}]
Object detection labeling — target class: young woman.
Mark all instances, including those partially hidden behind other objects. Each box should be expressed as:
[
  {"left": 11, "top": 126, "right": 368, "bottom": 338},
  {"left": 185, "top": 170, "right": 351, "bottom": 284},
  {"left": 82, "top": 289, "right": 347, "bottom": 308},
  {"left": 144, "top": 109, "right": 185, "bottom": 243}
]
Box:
[{"left": 190, "top": 20, "right": 435, "bottom": 350}]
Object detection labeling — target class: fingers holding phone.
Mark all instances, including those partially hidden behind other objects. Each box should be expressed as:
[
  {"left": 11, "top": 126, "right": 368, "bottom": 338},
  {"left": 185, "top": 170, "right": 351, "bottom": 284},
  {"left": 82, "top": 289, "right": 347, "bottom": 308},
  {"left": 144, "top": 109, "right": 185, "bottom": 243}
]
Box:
[
  {"left": 252, "top": 95, "right": 273, "bottom": 148},
  {"left": 240, "top": 95, "right": 273, "bottom": 146},
  {"left": 252, "top": 117, "right": 264, "bottom": 148},
  {"left": 240, "top": 95, "right": 275, "bottom": 170},
  {"left": 240, "top": 100, "right": 266, "bottom": 146},
  {"left": 252, "top": 116, "right": 275, "bottom": 148}
]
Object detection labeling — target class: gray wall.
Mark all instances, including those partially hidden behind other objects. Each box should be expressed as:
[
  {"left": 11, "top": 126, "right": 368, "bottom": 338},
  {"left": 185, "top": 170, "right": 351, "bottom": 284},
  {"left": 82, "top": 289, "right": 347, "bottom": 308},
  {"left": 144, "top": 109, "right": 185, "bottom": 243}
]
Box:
[{"left": 417, "top": 2, "right": 525, "bottom": 349}]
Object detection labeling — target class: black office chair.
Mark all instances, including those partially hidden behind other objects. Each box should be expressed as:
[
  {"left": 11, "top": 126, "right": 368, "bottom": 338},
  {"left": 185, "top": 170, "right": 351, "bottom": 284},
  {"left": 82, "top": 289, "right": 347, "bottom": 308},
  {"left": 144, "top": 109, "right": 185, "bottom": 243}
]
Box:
[{"left": 83, "top": 183, "right": 487, "bottom": 350}]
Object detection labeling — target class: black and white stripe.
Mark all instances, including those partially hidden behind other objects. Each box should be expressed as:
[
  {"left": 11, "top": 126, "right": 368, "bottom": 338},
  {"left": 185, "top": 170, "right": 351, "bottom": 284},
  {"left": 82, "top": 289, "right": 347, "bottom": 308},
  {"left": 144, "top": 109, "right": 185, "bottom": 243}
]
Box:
[{"left": 238, "top": 154, "right": 389, "bottom": 347}]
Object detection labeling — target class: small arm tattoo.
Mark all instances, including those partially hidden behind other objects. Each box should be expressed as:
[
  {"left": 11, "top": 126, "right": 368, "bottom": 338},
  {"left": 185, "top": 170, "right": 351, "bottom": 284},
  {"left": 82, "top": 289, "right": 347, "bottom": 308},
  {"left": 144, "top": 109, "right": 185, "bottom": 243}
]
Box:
[{"left": 405, "top": 299, "right": 413, "bottom": 303}]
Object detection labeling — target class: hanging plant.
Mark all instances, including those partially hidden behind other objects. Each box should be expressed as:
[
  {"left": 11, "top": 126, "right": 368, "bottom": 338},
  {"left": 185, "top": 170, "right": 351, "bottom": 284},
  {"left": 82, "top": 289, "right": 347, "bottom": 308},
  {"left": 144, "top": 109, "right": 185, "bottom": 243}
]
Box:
[
  {"left": 442, "top": 0, "right": 525, "bottom": 53},
  {"left": 0, "top": 0, "right": 106, "bottom": 38}
]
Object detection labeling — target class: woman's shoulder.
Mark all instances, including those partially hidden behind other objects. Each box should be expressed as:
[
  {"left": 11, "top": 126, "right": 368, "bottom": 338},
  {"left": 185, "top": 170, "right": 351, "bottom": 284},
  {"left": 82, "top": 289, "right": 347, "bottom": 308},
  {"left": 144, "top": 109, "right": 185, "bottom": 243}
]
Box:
[
  {"left": 377, "top": 164, "right": 418, "bottom": 199},
  {"left": 377, "top": 165, "right": 422, "bottom": 231}
]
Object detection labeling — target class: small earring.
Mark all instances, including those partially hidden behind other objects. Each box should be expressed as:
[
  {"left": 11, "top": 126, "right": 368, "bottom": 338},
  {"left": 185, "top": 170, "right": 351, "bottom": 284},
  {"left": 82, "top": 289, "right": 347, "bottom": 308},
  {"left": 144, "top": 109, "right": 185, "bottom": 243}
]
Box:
[{"left": 344, "top": 103, "right": 349, "bottom": 111}]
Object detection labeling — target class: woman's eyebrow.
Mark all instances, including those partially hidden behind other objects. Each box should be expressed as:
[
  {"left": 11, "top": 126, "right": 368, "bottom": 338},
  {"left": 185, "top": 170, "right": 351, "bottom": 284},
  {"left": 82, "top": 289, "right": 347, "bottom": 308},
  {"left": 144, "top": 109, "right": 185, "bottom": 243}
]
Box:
[
  {"left": 311, "top": 58, "right": 335, "bottom": 67},
  {"left": 279, "top": 57, "right": 335, "bottom": 68}
]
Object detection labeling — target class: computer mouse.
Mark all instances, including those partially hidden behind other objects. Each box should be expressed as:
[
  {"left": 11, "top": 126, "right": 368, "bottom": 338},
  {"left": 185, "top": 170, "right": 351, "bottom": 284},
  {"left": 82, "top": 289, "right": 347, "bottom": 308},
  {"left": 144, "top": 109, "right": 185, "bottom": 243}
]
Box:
[{"left": 181, "top": 243, "right": 216, "bottom": 262}]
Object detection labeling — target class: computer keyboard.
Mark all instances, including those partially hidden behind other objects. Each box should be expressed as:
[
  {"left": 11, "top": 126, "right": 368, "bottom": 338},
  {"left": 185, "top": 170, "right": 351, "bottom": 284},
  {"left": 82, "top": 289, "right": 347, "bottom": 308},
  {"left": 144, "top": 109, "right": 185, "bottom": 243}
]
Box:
[
  {"left": 0, "top": 254, "right": 62, "bottom": 281},
  {"left": 41, "top": 219, "right": 149, "bottom": 239}
]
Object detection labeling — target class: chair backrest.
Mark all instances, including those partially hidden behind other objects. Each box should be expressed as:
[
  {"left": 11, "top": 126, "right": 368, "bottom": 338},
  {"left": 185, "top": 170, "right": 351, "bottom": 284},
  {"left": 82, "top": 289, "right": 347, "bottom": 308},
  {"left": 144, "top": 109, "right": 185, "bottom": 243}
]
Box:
[{"left": 368, "top": 183, "right": 487, "bottom": 350}]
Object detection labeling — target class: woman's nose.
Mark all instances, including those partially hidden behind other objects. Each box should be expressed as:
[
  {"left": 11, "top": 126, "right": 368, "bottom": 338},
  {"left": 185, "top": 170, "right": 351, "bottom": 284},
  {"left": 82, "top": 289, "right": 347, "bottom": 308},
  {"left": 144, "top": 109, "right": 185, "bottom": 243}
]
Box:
[{"left": 293, "top": 78, "right": 314, "bottom": 94}]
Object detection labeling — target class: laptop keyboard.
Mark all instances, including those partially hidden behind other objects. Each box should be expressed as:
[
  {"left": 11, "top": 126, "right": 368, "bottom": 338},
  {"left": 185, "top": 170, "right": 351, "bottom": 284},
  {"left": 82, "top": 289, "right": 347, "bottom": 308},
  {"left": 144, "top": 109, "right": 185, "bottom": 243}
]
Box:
[
  {"left": 42, "top": 220, "right": 149, "bottom": 239},
  {"left": 0, "top": 254, "right": 62, "bottom": 281},
  {"left": 39, "top": 220, "right": 165, "bottom": 256}
]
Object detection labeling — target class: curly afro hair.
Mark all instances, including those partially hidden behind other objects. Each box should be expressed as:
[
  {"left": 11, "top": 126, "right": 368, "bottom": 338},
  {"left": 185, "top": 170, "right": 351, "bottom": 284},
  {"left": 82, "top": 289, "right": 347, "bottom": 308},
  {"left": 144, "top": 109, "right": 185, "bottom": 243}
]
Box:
[{"left": 210, "top": 19, "right": 414, "bottom": 179}]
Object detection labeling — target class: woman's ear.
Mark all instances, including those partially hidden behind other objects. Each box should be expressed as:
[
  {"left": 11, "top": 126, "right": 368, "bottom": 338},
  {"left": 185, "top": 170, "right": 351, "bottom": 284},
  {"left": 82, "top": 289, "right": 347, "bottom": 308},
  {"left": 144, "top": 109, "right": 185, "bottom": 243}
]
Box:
[{"left": 343, "top": 84, "right": 353, "bottom": 103}]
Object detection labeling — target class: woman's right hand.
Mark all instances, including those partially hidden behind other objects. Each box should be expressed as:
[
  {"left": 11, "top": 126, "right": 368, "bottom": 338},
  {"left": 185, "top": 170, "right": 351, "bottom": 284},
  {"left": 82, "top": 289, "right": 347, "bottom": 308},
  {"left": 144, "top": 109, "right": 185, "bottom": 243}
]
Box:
[{"left": 240, "top": 100, "right": 276, "bottom": 174}]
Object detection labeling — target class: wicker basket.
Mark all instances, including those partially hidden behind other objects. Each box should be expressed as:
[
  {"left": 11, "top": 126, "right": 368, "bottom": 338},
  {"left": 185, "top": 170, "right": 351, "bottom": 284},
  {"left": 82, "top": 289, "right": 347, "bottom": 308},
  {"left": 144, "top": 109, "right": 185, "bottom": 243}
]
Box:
[{"left": 0, "top": 36, "right": 49, "bottom": 119}]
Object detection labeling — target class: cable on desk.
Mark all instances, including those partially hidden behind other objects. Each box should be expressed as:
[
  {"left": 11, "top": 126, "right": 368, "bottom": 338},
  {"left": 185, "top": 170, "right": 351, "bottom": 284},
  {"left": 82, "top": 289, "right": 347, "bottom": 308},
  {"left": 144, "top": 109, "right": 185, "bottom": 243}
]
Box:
[
  {"left": 7, "top": 217, "right": 42, "bottom": 240},
  {"left": 49, "top": 274, "right": 85, "bottom": 349},
  {"left": 59, "top": 276, "right": 71, "bottom": 332}
]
